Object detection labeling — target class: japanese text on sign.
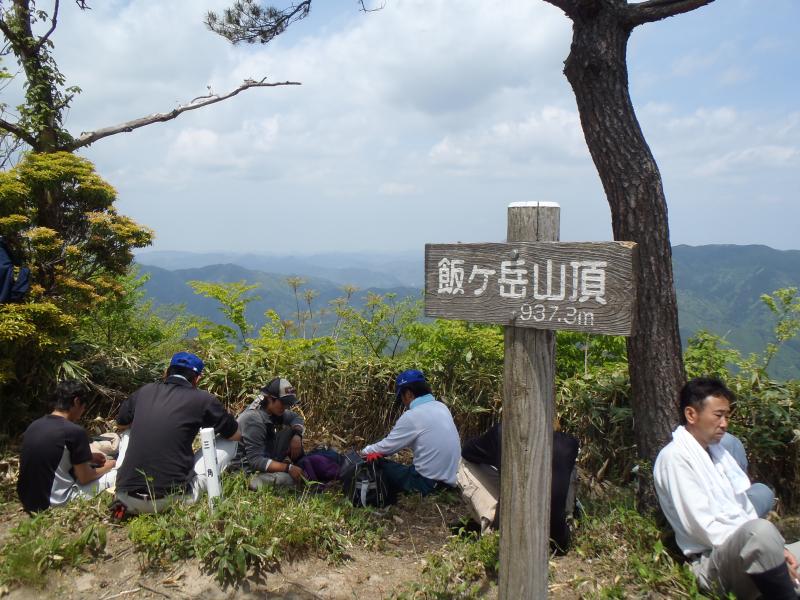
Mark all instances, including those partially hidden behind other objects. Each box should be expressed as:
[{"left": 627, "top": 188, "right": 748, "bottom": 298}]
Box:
[{"left": 437, "top": 257, "right": 608, "bottom": 304}]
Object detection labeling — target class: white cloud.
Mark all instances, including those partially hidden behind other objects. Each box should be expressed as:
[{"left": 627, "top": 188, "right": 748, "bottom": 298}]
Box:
[
  {"left": 1, "top": 0, "right": 795, "bottom": 252},
  {"left": 694, "top": 145, "right": 799, "bottom": 177},
  {"left": 427, "top": 106, "right": 588, "bottom": 178},
  {"left": 379, "top": 182, "right": 419, "bottom": 196}
]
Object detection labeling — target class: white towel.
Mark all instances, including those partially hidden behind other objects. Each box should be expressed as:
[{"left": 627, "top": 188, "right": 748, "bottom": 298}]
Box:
[{"left": 672, "top": 426, "right": 756, "bottom": 518}]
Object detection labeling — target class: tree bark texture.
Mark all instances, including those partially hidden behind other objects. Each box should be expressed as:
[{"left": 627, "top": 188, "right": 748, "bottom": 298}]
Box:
[{"left": 562, "top": 3, "right": 684, "bottom": 467}]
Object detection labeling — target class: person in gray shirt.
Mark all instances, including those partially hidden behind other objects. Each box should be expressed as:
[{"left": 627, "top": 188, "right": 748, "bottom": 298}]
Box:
[
  {"left": 720, "top": 432, "right": 776, "bottom": 518},
  {"left": 234, "top": 378, "right": 305, "bottom": 489}
]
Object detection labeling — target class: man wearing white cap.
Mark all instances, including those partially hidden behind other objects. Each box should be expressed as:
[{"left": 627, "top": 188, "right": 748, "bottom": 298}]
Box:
[{"left": 234, "top": 377, "right": 306, "bottom": 489}]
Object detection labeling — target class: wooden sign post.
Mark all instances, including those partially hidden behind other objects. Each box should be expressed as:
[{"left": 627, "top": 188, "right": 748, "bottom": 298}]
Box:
[{"left": 424, "top": 202, "right": 638, "bottom": 598}]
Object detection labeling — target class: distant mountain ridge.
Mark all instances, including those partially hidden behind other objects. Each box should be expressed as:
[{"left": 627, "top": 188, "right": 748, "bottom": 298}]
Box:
[
  {"left": 138, "top": 262, "right": 419, "bottom": 335},
  {"left": 672, "top": 245, "right": 800, "bottom": 379},
  {"left": 136, "top": 250, "right": 422, "bottom": 289},
  {"left": 136, "top": 244, "right": 800, "bottom": 378}
]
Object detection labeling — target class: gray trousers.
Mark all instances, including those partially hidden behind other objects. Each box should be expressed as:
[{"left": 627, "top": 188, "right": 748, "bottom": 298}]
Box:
[
  {"left": 247, "top": 428, "right": 300, "bottom": 490},
  {"left": 115, "top": 438, "right": 238, "bottom": 514},
  {"left": 693, "top": 518, "right": 800, "bottom": 599},
  {"left": 248, "top": 471, "right": 296, "bottom": 489}
]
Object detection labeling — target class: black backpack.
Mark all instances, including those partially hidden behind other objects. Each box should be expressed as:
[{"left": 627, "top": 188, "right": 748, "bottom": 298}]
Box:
[{"left": 340, "top": 451, "right": 390, "bottom": 508}]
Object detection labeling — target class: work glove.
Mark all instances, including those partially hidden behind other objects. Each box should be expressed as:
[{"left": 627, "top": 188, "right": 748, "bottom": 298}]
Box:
[{"left": 364, "top": 452, "right": 383, "bottom": 463}]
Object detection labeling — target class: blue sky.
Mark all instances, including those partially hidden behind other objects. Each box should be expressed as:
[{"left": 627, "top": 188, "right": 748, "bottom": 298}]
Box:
[{"left": 17, "top": 0, "right": 798, "bottom": 254}]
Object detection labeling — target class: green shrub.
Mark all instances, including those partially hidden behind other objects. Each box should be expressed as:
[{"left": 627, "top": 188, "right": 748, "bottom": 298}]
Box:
[
  {"left": 572, "top": 495, "right": 708, "bottom": 598},
  {"left": 557, "top": 364, "right": 634, "bottom": 481},
  {"left": 128, "top": 474, "right": 384, "bottom": 586}
]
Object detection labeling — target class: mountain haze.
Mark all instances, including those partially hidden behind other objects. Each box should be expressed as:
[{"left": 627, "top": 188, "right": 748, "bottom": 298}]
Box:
[
  {"left": 138, "top": 263, "right": 419, "bottom": 335},
  {"left": 136, "top": 250, "right": 422, "bottom": 289},
  {"left": 137, "top": 245, "right": 800, "bottom": 378}
]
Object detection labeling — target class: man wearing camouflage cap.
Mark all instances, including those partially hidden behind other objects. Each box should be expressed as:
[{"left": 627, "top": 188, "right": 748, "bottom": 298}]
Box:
[{"left": 233, "top": 377, "right": 306, "bottom": 489}]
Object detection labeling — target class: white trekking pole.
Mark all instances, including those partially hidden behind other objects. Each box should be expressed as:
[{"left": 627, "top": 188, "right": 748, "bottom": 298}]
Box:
[{"left": 200, "top": 427, "right": 222, "bottom": 508}]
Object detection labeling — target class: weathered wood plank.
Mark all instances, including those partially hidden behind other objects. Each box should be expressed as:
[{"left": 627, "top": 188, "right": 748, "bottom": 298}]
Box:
[
  {"left": 499, "top": 202, "right": 558, "bottom": 599},
  {"left": 424, "top": 240, "right": 638, "bottom": 336}
]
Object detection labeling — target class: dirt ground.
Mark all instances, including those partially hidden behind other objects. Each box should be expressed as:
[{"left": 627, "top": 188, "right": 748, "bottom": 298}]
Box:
[
  {"left": 0, "top": 489, "right": 598, "bottom": 600},
  {"left": 0, "top": 434, "right": 593, "bottom": 600}
]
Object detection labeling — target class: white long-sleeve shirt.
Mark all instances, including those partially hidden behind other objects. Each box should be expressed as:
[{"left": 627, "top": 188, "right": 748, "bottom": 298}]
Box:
[
  {"left": 362, "top": 396, "right": 460, "bottom": 486},
  {"left": 654, "top": 426, "right": 756, "bottom": 556}
]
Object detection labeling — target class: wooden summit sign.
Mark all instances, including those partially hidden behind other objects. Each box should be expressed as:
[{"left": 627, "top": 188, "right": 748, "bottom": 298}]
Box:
[
  {"left": 425, "top": 241, "right": 638, "bottom": 336},
  {"left": 424, "top": 202, "right": 638, "bottom": 599}
]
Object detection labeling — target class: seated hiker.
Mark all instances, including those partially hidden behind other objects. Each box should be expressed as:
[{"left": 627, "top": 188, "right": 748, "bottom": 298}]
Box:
[
  {"left": 113, "top": 352, "right": 241, "bottom": 514},
  {"left": 17, "top": 380, "right": 117, "bottom": 514},
  {"left": 458, "top": 423, "right": 579, "bottom": 554},
  {"left": 720, "top": 432, "right": 776, "bottom": 518},
  {"left": 360, "top": 369, "right": 460, "bottom": 501},
  {"left": 654, "top": 377, "right": 800, "bottom": 599},
  {"left": 233, "top": 377, "right": 306, "bottom": 489}
]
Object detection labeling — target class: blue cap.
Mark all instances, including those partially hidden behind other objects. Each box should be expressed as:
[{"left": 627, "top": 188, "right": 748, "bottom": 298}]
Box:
[
  {"left": 395, "top": 369, "right": 426, "bottom": 400},
  {"left": 169, "top": 352, "right": 204, "bottom": 373}
]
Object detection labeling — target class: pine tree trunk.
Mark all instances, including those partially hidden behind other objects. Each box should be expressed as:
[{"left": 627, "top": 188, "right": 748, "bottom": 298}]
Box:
[{"left": 562, "top": 6, "right": 684, "bottom": 476}]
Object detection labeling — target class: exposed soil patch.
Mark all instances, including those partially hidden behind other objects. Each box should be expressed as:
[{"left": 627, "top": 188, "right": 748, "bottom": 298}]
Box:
[{"left": 2, "top": 492, "right": 483, "bottom": 600}]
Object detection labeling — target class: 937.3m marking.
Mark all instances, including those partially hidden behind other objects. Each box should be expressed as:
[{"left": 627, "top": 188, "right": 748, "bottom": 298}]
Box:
[{"left": 519, "top": 303, "right": 595, "bottom": 327}]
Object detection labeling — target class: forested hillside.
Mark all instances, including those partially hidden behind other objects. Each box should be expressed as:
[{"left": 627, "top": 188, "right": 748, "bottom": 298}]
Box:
[
  {"left": 138, "top": 243, "right": 800, "bottom": 377},
  {"left": 138, "top": 263, "right": 419, "bottom": 336},
  {"left": 673, "top": 245, "right": 800, "bottom": 379}
]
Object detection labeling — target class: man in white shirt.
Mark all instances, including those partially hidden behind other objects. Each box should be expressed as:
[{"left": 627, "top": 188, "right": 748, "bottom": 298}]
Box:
[
  {"left": 654, "top": 377, "right": 800, "bottom": 599},
  {"left": 361, "top": 369, "right": 460, "bottom": 501}
]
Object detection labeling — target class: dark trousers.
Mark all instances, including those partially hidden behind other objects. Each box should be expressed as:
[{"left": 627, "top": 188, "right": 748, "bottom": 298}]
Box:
[{"left": 380, "top": 459, "right": 440, "bottom": 498}]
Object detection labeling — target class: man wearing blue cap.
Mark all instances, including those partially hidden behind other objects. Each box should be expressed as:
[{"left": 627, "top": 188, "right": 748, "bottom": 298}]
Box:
[
  {"left": 361, "top": 369, "right": 460, "bottom": 499},
  {"left": 113, "top": 352, "right": 241, "bottom": 514}
]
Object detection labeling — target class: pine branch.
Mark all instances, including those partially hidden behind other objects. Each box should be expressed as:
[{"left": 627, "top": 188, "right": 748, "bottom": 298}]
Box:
[
  {"left": 206, "top": 0, "right": 312, "bottom": 45},
  {"left": 625, "top": 0, "right": 716, "bottom": 26},
  {"left": 66, "top": 78, "right": 301, "bottom": 151}
]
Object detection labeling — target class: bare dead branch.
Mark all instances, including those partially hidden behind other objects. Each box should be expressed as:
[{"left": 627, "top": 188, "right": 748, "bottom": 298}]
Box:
[
  {"left": 32, "top": 0, "right": 60, "bottom": 54},
  {"left": 0, "top": 117, "right": 36, "bottom": 147},
  {"left": 625, "top": 0, "right": 716, "bottom": 26},
  {"left": 66, "top": 78, "right": 301, "bottom": 151}
]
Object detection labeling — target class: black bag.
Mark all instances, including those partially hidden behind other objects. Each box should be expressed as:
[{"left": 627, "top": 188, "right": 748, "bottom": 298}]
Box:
[{"left": 340, "top": 450, "right": 389, "bottom": 508}]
